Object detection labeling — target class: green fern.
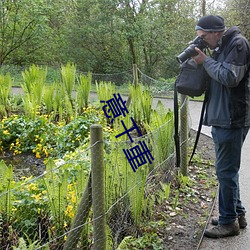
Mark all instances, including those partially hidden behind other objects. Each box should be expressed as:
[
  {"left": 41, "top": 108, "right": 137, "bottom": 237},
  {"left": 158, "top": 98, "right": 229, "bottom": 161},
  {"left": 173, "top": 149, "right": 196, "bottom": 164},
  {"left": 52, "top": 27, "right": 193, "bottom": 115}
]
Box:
[
  {"left": 21, "top": 65, "right": 47, "bottom": 118},
  {"left": 12, "top": 233, "right": 45, "bottom": 250},
  {"left": 145, "top": 100, "right": 174, "bottom": 164},
  {"left": 127, "top": 158, "right": 147, "bottom": 225},
  {"left": 43, "top": 159, "right": 68, "bottom": 228},
  {"left": 96, "top": 81, "right": 116, "bottom": 104},
  {"left": 129, "top": 84, "right": 152, "bottom": 124},
  {"left": 43, "top": 84, "right": 55, "bottom": 113},
  {"left": 117, "top": 236, "right": 134, "bottom": 250},
  {"left": 0, "top": 160, "right": 14, "bottom": 221},
  {"left": 77, "top": 72, "right": 92, "bottom": 110},
  {"left": 0, "top": 73, "right": 12, "bottom": 116},
  {"left": 60, "top": 62, "right": 76, "bottom": 101}
]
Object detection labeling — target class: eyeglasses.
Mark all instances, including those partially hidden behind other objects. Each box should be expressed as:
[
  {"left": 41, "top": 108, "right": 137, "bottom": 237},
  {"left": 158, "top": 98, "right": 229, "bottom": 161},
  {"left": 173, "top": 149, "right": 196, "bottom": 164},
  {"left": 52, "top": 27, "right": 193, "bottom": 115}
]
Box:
[{"left": 199, "top": 32, "right": 214, "bottom": 40}]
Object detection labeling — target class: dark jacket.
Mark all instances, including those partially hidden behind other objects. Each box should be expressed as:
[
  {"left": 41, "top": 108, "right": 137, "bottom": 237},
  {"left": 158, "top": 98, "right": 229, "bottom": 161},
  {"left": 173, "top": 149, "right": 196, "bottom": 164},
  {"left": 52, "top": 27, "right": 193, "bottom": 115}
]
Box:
[{"left": 203, "top": 26, "right": 250, "bottom": 128}]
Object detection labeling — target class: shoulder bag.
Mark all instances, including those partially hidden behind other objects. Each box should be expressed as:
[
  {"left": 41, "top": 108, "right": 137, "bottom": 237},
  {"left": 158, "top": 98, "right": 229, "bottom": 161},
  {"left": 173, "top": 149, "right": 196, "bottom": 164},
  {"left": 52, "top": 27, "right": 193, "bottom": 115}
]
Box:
[{"left": 175, "top": 58, "right": 209, "bottom": 97}]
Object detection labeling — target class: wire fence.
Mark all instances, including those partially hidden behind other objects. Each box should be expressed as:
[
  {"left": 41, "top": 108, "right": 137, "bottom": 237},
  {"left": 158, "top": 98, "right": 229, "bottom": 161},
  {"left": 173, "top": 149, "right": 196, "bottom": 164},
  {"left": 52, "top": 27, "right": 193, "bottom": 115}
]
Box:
[
  {"left": 137, "top": 68, "right": 175, "bottom": 94},
  {"left": 0, "top": 66, "right": 191, "bottom": 249},
  {"left": 0, "top": 123, "right": 177, "bottom": 249},
  {"left": 0, "top": 64, "right": 175, "bottom": 97}
]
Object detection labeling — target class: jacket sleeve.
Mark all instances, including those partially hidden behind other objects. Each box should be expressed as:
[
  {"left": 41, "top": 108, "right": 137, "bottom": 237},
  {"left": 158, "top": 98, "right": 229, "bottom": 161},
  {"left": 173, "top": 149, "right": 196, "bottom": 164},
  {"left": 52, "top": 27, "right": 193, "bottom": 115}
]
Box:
[{"left": 203, "top": 37, "right": 250, "bottom": 87}]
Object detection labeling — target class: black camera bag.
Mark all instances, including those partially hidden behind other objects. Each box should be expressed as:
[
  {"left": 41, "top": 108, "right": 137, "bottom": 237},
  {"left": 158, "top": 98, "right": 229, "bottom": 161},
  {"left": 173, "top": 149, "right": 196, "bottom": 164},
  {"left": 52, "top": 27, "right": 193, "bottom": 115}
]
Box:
[
  {"left": 175, "top": 58, "right": 209, "bottom": 97},
  {"left": 174, "top": 58, "right": 210, "bottom": 168}
]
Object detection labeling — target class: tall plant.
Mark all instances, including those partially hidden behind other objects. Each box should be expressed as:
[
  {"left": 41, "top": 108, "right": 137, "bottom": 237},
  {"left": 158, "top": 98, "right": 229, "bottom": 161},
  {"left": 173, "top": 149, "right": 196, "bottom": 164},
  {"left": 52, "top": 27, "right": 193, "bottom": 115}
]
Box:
[
  {"left": 0, "top": 73, "right": 12, "bottom": 117},
  {"left": 127, "top": 161, "right": 148, "bottom": 225},
  {"left": 105, "top": 136, "right": 149, "bottom": 247},
  {"left": 76, "top": 72, "right": 92, "bottom": 112},
  {"left": 96, "top": 81, "right": 116, "bottom": 104},
  {"left": 96, "top": 81, "right": 116, "bottom": 125},
  {"left": 52, "top": 82, "right": 73, "bottom": 122},
  {"left": 43, "top": 159, "right": 69, "bottom": 236},
  {"left": 21, "top": 65, "right": 47, "bottom": 118},
  {"left": 129, "top": 84, "right": 152, "bottom": 125},
  {"left": 61, "top": 63, "right": 76, "bottom": 103},
  {"left": 145, "top": 100, "right": 174, "bottom": 164},
  {"left": 43, "top": 84, "right": 56, "bottom": 114},
  {"left": 0, "top": 161, "right": 14, "bottom": 222}
]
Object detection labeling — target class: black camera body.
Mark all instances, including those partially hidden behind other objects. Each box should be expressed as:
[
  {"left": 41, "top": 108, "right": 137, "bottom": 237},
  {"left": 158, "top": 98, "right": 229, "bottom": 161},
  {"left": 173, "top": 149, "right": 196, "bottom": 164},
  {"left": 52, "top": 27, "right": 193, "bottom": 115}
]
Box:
[{"left": 176, "top": 36, "right": 208, "bottom": 63}]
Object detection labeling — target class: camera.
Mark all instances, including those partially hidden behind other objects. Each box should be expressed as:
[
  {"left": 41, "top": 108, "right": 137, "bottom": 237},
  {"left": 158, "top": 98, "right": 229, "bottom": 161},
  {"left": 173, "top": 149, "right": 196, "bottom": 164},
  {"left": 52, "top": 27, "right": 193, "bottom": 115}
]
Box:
[{"left": 176, "top": 36, "right": 208, "bottom": 63}]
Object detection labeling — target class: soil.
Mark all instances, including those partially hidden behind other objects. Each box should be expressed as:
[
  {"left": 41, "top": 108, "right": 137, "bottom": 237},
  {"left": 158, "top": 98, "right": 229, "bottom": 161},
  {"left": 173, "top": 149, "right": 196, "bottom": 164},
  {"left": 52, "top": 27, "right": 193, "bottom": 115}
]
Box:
[
  {"left": 0, "top": 152, "right": 45, "bottom": 180},
  {"left": 117, "top": 130, "right": 217, "bottom": 250},
  {"left": 159, "top": 130, "right": 217, "bottom": 250}
]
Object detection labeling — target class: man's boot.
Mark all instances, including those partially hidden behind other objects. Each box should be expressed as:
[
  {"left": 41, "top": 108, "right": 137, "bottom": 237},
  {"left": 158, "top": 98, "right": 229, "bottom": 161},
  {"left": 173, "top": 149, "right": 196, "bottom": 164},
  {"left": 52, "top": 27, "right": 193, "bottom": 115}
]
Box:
[
  {"left": 204, "top": 222, "right": 240, "bottom": 238},
  {"left": 211, "top": 214, "right": 247, "bottom": 229}
]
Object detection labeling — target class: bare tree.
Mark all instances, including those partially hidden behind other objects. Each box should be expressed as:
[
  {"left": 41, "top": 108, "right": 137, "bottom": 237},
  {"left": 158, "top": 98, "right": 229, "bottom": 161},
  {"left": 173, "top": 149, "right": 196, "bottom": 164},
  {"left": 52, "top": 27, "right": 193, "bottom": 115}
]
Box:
[{"left": 0, "top": 0, "right": 48, "bottom": 65}]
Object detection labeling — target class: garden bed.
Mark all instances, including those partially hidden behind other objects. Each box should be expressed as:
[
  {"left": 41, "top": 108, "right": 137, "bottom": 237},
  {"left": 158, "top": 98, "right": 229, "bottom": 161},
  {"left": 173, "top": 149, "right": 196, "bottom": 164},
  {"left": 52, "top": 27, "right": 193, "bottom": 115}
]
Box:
[
  {"left": 0, "top": 67, "right": 217, "bottom": 249},
  {"left": 107, "top": 130, "right": 217, "bottom": 250},
  {"left": 161, "top": 131, "right": 217, "bottom": 250},
  {"left": 0, "top": 129, "right": 217, "bottom": 250}
]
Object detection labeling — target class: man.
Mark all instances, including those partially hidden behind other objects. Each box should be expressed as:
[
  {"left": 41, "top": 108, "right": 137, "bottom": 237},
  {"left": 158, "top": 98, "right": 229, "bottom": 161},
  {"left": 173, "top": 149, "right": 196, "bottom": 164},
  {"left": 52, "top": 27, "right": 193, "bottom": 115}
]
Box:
[{"left": 192, "top": 15, "right": 250, "bottom": 238}]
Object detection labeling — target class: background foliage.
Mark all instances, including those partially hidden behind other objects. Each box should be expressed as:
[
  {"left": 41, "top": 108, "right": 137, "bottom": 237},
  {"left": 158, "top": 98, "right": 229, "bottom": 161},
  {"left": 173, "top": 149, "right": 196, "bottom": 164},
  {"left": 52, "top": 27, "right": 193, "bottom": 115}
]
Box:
[{"left": 1, "top": 0, "right": 248, "bottom": 80}]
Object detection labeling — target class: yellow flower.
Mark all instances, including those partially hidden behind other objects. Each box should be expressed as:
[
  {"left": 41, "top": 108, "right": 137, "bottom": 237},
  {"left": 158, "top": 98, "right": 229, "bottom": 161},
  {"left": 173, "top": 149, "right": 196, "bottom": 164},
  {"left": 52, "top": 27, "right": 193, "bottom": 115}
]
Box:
[
  {"left": 71, "top": 195, "right": 76, "bottom": 204},
  {"left": 14, "top": 149, "right": 22, "bottom": 155},
  {"left": 32, "top": 193, "right": 42, "bottom": 201},
  {"left": 21, "top": 176, "right": 32, "bottom": 181},
  {"left": 26, "top": 183, "right": 37, "bottom": 191},
  {"left": 65, "top": 205, "right": 74, "bottom": 218},
  {"left": 12, "top": 207, "right": 17, "bottom": 212},
  {"left": 43, "top": 147, "right": 49, "bottom": 157},
  {"left": 36, "top": 152, "right": 41, "bottom": 159},
  {"left": 3, "top": 130, "right": 9, "bottom": 135}
]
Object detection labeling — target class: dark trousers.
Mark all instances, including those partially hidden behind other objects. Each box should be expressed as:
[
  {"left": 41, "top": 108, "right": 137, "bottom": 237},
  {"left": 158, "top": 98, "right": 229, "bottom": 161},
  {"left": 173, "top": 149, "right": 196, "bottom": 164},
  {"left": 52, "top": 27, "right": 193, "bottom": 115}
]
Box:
[{"left": 211, "top": 126, "right": 249, "bottom": 225}]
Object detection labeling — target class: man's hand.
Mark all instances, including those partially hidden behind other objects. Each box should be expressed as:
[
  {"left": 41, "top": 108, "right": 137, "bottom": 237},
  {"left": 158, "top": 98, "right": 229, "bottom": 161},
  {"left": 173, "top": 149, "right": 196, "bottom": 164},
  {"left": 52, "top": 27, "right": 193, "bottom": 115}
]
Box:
[{"left": 192, "top": 47, "right": 207, "bottom": 64}]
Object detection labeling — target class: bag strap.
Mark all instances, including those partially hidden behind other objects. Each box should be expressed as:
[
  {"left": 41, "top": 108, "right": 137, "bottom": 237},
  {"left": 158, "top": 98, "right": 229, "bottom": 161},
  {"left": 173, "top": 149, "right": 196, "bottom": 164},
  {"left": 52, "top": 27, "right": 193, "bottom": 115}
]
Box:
[
  {"left": 189, "top": 91, "right": 208, "bottom": 164},
  {"left": 174, "top": 80, "right": 180, "bottom": 168}
]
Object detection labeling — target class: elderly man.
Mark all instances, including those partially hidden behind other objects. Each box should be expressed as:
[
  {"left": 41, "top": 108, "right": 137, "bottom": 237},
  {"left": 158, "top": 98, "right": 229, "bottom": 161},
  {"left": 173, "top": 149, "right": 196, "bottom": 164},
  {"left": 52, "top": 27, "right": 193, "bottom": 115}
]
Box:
[{"left": 192, "top": 15, "right": 250, "bottom": 238}]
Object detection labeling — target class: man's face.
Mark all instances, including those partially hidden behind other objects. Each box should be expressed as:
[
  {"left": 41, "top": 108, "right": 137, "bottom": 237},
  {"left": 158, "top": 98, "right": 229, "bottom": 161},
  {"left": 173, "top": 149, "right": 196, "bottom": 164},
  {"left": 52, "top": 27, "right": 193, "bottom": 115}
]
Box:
[{"left": 196, "top": 30, "right": 222, "bottom": 49}]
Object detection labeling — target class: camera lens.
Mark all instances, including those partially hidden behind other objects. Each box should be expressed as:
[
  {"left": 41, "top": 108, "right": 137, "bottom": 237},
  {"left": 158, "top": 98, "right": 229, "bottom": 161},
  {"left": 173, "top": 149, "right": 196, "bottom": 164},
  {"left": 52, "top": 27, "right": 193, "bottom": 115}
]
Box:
[
  {"left": 176, "top": 45, "right": 198, "bottom": 63},
  {"left": 176, "top": 37, "right": 208, "bottom": 63}
]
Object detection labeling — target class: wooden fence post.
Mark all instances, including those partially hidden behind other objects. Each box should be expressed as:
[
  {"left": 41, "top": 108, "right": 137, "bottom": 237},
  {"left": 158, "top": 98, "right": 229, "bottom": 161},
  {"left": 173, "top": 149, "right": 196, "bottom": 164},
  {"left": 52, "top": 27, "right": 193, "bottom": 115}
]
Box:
[
  {"left": 91, "top": 124, "right": 106, "bottom": 250},
  {"left": 133, "top": 63, "right": 138, "bottom": 86},
  {"left": 126, "top": 64, "right": 138, "bottom": 109}
]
